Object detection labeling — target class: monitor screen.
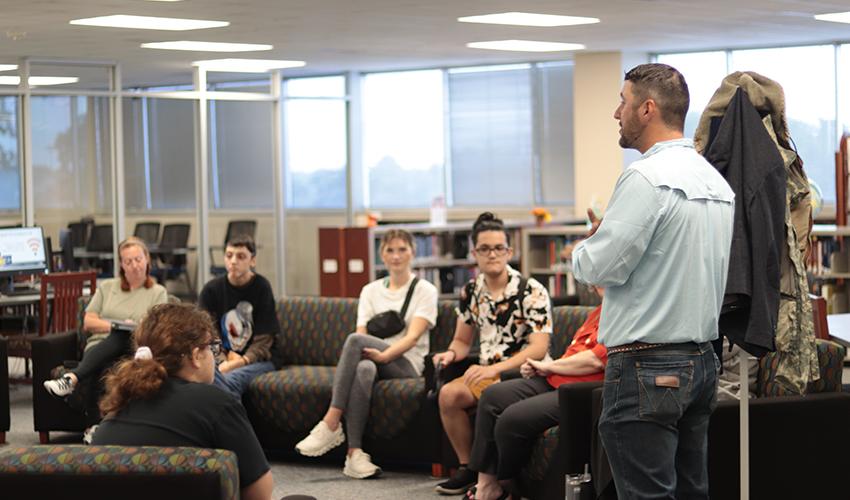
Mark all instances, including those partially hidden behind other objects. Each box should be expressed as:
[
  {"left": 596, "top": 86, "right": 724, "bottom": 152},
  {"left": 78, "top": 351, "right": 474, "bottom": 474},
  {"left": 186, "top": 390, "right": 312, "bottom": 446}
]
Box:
[{"left": 0, "top": 226, "right": 49, "bottom": 278}]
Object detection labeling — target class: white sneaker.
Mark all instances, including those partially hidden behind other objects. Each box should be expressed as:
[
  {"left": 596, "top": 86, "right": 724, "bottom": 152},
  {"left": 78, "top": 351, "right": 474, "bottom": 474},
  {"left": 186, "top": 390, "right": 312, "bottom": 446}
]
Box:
[
  {"left": 294, "top": 421, "right": 344, "bottom": 457},
  {"left": 83, "top": 424, "right": 99, "bottom": 445},
  {"left": 343, "top": 449, "right": 381, "bottom": 479},
  {"left": 44, "top": 374, "right": 76, "bottom": 397}
]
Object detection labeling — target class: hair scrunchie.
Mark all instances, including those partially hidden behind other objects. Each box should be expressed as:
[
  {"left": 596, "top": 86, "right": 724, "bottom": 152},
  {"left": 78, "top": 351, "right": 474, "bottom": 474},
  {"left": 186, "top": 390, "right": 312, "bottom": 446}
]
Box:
[{"left": 134, "top": 346, "right": 153, "bottom": 360}]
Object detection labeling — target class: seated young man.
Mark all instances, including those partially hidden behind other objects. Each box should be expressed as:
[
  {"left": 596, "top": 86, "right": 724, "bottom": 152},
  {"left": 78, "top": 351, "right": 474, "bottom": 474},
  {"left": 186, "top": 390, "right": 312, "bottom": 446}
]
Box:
[
  {"left": 198, "top": 235, "right": 280, "bottom": 400},
  {"left": 432, "top": 212, "right": 552, "bottom": 495},
  {"left": 466, "top": 289, "right": 607, "bottom": 500}
]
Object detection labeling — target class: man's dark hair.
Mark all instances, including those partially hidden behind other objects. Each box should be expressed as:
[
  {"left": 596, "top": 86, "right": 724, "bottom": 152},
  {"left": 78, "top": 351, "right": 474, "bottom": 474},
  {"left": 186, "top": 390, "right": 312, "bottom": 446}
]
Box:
[
  {"left": 226, "top": 235, "right": 256, "bottom": 256},
  {"left": 471, "top": 212, "right": 509, "bottom": 246},
  {"left": 624, "top": 63, "right": 689, "bottom": 131}
]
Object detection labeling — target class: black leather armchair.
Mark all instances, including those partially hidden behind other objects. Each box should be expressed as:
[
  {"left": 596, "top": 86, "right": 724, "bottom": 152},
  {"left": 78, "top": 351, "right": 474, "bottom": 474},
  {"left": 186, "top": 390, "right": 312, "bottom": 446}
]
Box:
[{"left": 1, "top": 336, "right": 10, "bottom": 444}]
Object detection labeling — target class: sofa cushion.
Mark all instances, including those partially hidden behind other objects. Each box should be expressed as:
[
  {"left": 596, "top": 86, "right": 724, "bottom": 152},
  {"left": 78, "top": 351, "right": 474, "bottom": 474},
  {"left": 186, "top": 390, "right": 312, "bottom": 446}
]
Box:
[
  {"left": 249, "top": 366, "right": 425, "bottom": 440},
  {"left": 277, "top": 297, "right": 358, "bottom": 366},
  {"left": 0, "top": 445, "right": 238, "bottom": 500},
  {"left": 550, "top": 306, "right": 595, "bottom": 359}
]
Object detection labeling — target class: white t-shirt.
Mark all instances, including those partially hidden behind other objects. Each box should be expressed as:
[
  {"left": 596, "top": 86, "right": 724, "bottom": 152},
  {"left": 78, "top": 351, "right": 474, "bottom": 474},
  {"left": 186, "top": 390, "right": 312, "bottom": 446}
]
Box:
[{"left": 356, "top": 273, "right": 439, "bottom": 375}]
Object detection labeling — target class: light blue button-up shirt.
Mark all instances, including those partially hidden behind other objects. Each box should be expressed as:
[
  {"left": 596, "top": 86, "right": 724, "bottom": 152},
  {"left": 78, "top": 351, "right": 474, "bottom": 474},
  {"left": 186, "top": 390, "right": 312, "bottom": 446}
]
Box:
[{"left": 572, "top": 139, "right": 734, "bottom": 347}]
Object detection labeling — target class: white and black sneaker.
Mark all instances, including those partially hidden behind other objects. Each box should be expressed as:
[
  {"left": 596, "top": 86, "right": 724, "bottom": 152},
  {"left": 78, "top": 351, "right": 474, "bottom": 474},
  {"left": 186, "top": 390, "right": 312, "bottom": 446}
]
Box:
[
  {"left": 43, "top": 374, "right": 76, "bottom": 397},
  {"left": 82, "top": 424, "right": 99, "bottom": 445}
]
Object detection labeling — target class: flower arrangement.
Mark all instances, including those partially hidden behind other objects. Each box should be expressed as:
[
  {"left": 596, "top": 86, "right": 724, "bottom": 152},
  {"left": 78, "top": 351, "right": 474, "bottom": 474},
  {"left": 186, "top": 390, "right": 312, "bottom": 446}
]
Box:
[{"left": 531, "top": 207, "right": 552, "bottom": 226}]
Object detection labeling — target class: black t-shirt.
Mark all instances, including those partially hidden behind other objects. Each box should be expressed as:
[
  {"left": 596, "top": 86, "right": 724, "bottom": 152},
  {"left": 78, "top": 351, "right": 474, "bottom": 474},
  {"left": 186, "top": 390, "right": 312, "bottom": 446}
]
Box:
[
  {"left": 198, "top": 273, "right": 281, "bottom": 366},
  {"left": 93, "top": 378, "right": 270, "bottom": 487}
]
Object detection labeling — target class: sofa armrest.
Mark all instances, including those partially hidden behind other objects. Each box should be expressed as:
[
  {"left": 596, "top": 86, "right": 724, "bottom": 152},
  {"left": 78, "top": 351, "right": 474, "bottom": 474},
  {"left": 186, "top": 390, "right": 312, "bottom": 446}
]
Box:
[
  {"left": 0, "top": 336, "right": 9, "bottom": 434},
  {"left": 31, "top": 331, "right": 81, "bottom": 384},
  {"left": 558, "top": 381, "right": 604, "bottom": 474}
]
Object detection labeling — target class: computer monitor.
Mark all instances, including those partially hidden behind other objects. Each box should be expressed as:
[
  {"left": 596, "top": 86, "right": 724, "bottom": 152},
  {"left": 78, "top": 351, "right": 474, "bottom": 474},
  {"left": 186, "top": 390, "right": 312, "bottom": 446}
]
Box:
[{"left": 0, "top": 226, "right": 49, "bottom": 281}]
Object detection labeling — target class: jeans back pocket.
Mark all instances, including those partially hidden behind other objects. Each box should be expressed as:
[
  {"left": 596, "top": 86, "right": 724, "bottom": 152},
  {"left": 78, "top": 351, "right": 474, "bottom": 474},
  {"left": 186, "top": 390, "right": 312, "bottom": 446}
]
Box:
[{"left": 636, "top": 360, "right": 694, "bottom": 424}]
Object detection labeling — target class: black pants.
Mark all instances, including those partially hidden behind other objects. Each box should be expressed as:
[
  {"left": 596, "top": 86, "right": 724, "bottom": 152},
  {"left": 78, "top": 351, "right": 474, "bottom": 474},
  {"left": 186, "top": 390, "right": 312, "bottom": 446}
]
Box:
[
  {"left": 70, "top": 329, "right": 134, "bottom": 424},
  {"left": 468, "top": 376, "right": 560, "bottom": 480},
  {"left": 71, "top": 329, "right": 134, "bottom": 381}
]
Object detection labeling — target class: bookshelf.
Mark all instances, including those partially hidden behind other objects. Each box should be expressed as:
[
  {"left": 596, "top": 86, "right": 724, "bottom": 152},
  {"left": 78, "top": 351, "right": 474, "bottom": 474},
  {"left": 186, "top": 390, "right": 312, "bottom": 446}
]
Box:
[
  {"left": 521, "top": 225, "right": 590, "bottom": 300},
  {"left": 808, "top": 224, "right": 850, "bottom": 313},
  {"left": 320, "top": 221, "right": 524, "bottom": 298}
]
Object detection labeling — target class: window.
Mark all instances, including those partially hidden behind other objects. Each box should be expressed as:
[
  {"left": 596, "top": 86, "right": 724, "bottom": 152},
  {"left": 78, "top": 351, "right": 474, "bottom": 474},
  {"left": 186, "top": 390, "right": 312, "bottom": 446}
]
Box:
[
  {"left": 449, "top": 64, "right": 533, "bottom": 206},
  {"left": 655, "top": 51, "right": 727, "bottom": 138},
  {"left": 124, "top": 96, "right": 197, "bottom": 211},
  {"left": 210, "top": 100, "right": 274, "bottom": 209},
  {"left": 0, "top": 96, "right": 19, "bottom": 212},
  {"left": 730, "top": 45, "right": 836, "bottom": 203},
  {"left": 839, "top": 44, "right": 850, "bottom": 138},
  {"left": 31, "top": 96, "right": 112, "bottom": 212},
  {"left": 362, "top": 70, "right": 445, "bottom": 208},
  {"left": 285, "top": 76, "right": 347, "bottom": 208},
  {"left": 537, "top": 62, "right": 575, "bottom": 205}
]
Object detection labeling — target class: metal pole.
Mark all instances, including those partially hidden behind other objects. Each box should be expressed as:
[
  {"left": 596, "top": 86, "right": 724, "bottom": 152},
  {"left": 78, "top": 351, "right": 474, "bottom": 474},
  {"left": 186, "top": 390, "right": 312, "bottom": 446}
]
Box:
[
  {"left": 19, "top": 58, "right": 33, "bottom": 227},
  {"left": 271, "top": 70, "right": 287, "bottom": 296},
  {"left": 739, "top": 349, "right": 749, "bottom": 500},
  {"left": 193, "top": 67, "right": 210, "bottom": 289},
  {"left": 109, "top": 64, "right": 125, "bottom": 260}
]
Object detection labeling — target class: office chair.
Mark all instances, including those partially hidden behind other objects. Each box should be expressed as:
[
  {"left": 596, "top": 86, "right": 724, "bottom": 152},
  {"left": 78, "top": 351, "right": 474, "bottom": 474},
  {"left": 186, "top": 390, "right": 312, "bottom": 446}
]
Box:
[
  {"left": 210, "top": 219, "right": 257, "bottom": 277},
  {"left": 132, "top": 222, "right": 161, "bottom": 246},
  {"left": 151, "top": 224, "right": 193, "bottom": 296}
]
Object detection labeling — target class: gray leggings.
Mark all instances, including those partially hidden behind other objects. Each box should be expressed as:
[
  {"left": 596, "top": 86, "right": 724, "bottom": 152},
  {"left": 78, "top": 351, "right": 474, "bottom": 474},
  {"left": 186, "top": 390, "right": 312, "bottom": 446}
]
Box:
[{"left": 330, "top": 333, "right": 418, "bottom": 449}]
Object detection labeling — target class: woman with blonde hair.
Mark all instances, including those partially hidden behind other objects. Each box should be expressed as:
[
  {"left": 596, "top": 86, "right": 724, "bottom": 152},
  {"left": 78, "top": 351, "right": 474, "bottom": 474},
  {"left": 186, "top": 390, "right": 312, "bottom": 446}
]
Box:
[
  {"left": 43, "top": 236, "right": 168, "bottom": 441},
  {"left": 295, "top": 229, "right": 438, "bottom": 479},
  {"left": 93, "top": 303, "right": 273, "bottom": 500}
]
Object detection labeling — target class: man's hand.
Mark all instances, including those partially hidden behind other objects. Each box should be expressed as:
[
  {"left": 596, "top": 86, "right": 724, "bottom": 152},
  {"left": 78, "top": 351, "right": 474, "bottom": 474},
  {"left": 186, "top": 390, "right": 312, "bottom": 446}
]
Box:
[
  {"left": 362, "top": 347, "right": 388, "bottom": 364},
  {"left": 432, "top": 351, "right": 456, "bottom": 368},
  {"left": 226, "top": 350, "right": 242, "bottom": 362},
  {"left": 587, "top": 208, "right": 602, "bottom": 237},
  {"left": 463, "top": 364, "right": 498, "bottom": 386}
]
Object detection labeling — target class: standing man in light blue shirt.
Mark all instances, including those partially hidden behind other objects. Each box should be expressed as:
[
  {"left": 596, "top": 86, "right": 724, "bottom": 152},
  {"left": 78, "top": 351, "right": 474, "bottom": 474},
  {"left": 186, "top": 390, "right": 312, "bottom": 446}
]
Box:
[{"left": 571, "top": 63, "right": 734, "bottom": 499}]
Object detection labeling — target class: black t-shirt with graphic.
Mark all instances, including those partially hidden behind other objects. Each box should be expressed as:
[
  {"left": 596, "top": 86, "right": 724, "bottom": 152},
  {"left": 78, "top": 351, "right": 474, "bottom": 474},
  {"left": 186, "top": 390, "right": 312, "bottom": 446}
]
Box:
[{"left": 198, "top": 273, "right": 281, "bottom": 367}]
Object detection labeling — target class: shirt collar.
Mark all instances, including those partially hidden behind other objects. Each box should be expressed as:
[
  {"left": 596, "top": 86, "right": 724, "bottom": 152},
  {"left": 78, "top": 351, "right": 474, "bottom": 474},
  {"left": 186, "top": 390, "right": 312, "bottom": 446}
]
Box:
[
  {"left": 477, "top": 265, "right": 522, "bottom": 301},
  {"left": 641, "top": 138, "right": 694, "bottom": 160}
]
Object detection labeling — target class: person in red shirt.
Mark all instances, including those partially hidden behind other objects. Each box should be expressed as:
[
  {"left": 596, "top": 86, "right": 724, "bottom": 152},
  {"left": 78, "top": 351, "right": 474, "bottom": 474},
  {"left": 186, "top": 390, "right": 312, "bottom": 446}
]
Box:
[{"left": 463, "top": 290, "right": 606, "bottom": 500}]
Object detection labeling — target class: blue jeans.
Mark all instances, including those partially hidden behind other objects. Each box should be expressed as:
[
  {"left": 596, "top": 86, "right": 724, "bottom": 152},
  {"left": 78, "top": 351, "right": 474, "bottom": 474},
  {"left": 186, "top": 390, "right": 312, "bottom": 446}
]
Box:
[
  {"left": 214, "top": 361, "right": 275, "bottom": 400},
  {"left": 598, "top": 342, "right": 719, "bottom": 500}
]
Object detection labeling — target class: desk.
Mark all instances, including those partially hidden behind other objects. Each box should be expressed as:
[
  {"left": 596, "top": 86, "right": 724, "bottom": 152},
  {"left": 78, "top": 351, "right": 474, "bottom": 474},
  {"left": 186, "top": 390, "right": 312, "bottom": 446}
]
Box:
[
  {"left": 72, "top": 247, "right": 113, "bottom": 260},
  {"left": 827, "top": 313, "right": 850, "bottom": 348}
]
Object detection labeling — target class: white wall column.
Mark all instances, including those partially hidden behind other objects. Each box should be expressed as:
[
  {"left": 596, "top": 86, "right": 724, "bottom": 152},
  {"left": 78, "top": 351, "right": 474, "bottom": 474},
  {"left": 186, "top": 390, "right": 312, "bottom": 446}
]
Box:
[
  {"left": 271, "top": 70, "right": 287, "bottom": 295},
  {"left": 193, "top": 67, "right": 211, "bottom": 287}
]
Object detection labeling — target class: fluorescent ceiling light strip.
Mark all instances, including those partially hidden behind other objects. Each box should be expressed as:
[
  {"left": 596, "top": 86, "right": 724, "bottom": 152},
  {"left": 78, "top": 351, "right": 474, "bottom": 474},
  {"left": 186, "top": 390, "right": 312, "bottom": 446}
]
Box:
[
  {"left": 193, "top": 58, "right": 306, "bottom": 72},
  {"left": 0, "top": 76, "right": 80, "bottom": 86},
  {"left": 466, "top": 40, "right": 585, "bottom": 52},
  {"left": 142, "top": 41, "right": 273, "bottom": 52},
  {"left": 0, "top": 64, "right": 18, "bottom": 72},
  {"left": 70, "top": 15, "right": 228, "bottom": 31},
  {"left": 814, "top": 11, "right": 850, "bottom": 24},
  {"left": 458, "top": 12, "right": 599, "bottom": 27}
]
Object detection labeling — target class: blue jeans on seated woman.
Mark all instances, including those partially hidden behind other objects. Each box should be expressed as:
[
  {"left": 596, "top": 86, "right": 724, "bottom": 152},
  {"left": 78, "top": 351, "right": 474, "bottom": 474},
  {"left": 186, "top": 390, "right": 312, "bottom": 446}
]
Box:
[
  {"left": 214, "top": 361, "right": 275, "bottom": 400},
  {"left": 598, "top": 341, "right": 719, "bottom": 500}
]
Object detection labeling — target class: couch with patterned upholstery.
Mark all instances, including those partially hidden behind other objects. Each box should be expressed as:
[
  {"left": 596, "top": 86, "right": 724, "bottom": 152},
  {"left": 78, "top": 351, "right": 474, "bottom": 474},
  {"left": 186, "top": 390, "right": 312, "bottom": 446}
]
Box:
[
  {"left": 244, "top": 297, "right": 459, "bottom": 469},
  {"left": 0, "top": 445, "right": 239, "bottom": 500}
]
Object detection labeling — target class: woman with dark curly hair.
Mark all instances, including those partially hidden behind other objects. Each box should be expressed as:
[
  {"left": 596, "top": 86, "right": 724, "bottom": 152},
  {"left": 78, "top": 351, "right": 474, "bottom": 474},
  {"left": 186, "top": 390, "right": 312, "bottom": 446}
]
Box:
[{"left": 92, "top": 303, "right": 274, "bottom": 500}]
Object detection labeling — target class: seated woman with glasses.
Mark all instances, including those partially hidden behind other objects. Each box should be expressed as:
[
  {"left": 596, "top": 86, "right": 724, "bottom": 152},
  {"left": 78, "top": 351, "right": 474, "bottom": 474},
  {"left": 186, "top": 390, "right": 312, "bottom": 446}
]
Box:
[
  {"left": 431, "top": 212, "right": 553, "bottom": 495},
  {"left": 43, "top": 236, "right": 168, "bottom": 442},
  {"left": 92, "top": 303, "right": 274, "bottom": 500},
  {"left": 295, "top": 229, "right": 438, "bottom": 480}
]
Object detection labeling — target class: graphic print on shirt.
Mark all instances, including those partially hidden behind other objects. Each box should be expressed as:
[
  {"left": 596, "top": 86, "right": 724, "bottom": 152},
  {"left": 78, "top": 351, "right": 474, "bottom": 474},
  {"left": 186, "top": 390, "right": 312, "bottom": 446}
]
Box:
[{"left": 220, "top": 300, "right": 254, "bottom": 353}]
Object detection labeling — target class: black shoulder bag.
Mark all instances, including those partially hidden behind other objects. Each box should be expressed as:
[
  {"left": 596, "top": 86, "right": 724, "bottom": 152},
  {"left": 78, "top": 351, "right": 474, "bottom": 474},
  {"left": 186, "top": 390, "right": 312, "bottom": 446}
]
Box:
[{"left": 366, "top": 277, "right": 419, "bottom": 339}]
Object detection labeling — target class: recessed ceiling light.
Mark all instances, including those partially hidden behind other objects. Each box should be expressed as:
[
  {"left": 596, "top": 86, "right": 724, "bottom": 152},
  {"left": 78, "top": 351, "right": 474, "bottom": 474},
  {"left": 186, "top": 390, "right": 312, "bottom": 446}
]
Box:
[
  {"left": 145, "top": 0, "right": 183, "bottom": 2},
  {"left": 70, "top": 15, "right": 228, "bottom": 31},
  {"left": 814, "top": 11, "right": 850, "bottom": 24},
  {"left": 0, "top": 76, "right": 80, "bottom": 86},
  {"left": 141, "top": 41, "right": 273, "bottom": 52},
  {"left": 458, "top": 12, "right": 599, "bottom": 27},
  {"left": 0, "top": 64, "right": 18, "bottom": 72},
  {"left": 192, "top": 58, "right": 306, "bottom": 72},
  {"left": 467, "top": 40, "right": 585, "bottom": 52}
]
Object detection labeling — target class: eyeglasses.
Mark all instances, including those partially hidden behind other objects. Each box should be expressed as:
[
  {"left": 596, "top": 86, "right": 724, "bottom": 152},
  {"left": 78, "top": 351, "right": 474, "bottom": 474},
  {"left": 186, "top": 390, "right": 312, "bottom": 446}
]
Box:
[
  {"left": 207, "top": 339, "right": 223, "bottom": 356},
  {"left": 474, "top": 245, "right": 510, "bottom": 256}
]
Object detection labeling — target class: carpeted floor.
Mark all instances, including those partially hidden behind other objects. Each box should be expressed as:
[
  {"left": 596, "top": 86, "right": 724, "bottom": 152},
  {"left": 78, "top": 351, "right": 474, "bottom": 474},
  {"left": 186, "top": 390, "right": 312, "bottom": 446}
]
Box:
[{"left": 3, "top": 356, "right": 450, "bottom": 500}]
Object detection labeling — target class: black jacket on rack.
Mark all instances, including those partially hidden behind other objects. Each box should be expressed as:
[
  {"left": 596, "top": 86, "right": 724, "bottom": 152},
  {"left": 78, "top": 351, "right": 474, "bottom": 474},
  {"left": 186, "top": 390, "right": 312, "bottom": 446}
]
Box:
[{"left": 704, "top": 87, "right": 786, "bottom": 356}]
